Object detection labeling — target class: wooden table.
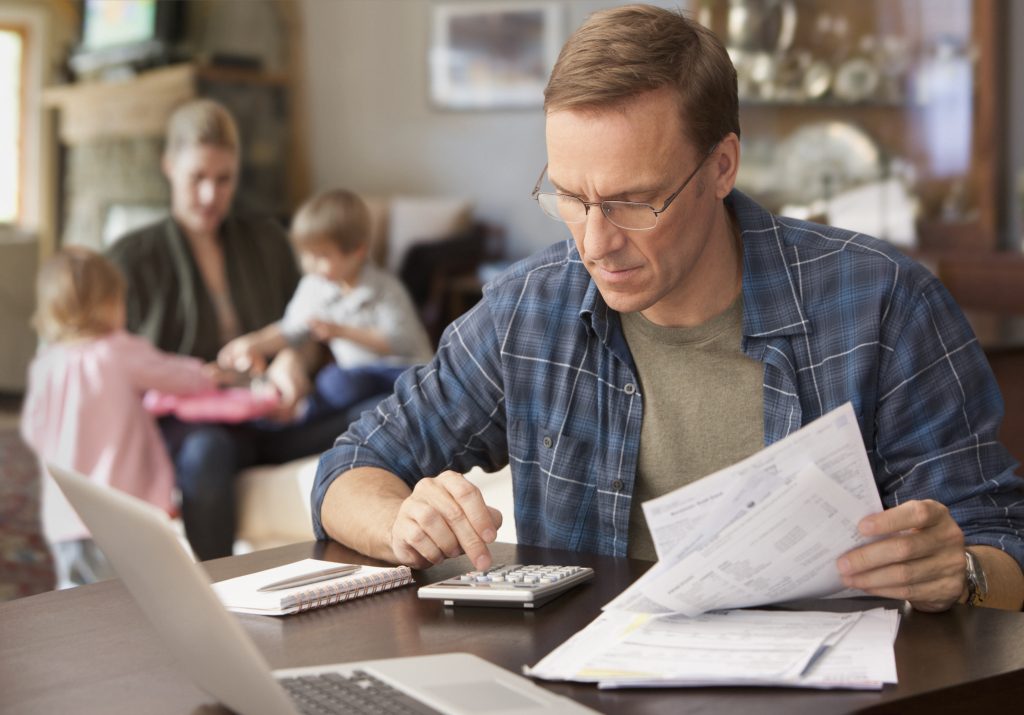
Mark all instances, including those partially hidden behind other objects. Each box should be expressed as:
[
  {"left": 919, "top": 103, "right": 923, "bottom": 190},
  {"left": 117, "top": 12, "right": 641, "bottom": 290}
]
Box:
[{"left": 2, "top": 541, "right": 1023, "bottom": 714}]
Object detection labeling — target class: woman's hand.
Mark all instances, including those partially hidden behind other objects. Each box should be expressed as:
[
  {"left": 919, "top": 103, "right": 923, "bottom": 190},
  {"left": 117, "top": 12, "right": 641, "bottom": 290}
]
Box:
[
  {"left": 217, "top": 335, "right": 266, "bottom": 374},
  {"left": 201, "top": 362, "right": 245, "bottom": 388}
]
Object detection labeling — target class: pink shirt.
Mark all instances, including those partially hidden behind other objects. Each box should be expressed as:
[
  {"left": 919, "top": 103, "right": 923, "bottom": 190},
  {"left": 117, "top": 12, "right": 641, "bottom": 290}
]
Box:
[{"left": 20, "top": 330, "right": 215, "bottom": 543}]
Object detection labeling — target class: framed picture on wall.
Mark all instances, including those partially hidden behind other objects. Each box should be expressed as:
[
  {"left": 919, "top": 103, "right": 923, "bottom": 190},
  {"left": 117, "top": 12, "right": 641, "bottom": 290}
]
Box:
[{"left": 429, "top": 1, "right": 562, "bottom": 110}]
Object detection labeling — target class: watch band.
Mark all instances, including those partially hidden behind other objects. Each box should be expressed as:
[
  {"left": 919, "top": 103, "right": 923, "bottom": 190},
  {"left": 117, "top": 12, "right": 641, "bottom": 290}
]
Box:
[{"left": 964, "top": 549, "right": 988, "bottom": 607}]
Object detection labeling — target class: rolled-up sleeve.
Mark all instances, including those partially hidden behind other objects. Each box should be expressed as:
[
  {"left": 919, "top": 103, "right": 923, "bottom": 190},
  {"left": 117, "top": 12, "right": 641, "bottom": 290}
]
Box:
[{"left": 311, "top": 294, "right": 509, "bottom": 539}]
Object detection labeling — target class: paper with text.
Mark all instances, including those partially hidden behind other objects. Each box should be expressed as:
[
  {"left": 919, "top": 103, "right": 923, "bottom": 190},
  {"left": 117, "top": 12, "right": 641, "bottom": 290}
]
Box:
[
  {"left": 798, "top": 608, "right": 900, "bottom": 689},
  {"left": 526, "top": 608, "right": 869, "bottom": 688},
  {"left": 605, "top": 402, "right": 883, "bottom": 615}
]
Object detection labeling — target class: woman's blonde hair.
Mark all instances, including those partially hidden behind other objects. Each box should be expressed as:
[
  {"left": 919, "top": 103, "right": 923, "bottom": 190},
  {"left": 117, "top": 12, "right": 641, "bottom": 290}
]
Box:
[
  {"left": 32, "top": 246, "right": 125, "bottom": 343},
  {"left": 289, "top": 189, "right": 371, "bottom": 254},
  {"left": 544, "top": 4, "right": 740, "bottom": 154},
  {"left": 164, "top": 98, "right": 240, "bottom": 158}
]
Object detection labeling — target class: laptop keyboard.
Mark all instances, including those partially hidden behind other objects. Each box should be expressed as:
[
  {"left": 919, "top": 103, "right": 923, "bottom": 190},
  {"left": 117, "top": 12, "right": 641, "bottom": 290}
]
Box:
[{"left": 280, "top": 671, "right": 443, "bottom": 715}]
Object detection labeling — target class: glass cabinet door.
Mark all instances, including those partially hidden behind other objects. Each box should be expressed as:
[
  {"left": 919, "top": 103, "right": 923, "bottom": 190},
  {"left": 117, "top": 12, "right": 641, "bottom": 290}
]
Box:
[{"left": 695, "top": 0, "right": 1001, "bottom": 252}]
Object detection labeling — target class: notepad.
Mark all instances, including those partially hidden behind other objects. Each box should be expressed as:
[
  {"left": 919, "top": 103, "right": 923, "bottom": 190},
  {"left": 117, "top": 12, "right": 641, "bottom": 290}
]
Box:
[{"left": 212, "top": 559, "right": 414, "bottom": 616}]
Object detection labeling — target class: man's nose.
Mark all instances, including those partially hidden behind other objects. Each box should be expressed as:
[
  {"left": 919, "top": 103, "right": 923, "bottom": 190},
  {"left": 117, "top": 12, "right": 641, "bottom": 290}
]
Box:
[{"left": 582, "top": 205, "right": 625, "bottom": 260}]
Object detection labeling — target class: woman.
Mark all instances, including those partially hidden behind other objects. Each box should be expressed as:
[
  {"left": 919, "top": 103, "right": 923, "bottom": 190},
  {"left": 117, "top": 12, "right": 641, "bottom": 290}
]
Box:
[{"left": 108, "top": 99, "right": 347, "bottom": 560}]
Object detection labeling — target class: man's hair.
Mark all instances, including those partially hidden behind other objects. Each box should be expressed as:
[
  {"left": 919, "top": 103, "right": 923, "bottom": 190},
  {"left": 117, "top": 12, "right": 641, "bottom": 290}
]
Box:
[
  {"left": 165, "top": 98, "right": 240, "bottom": 158},
  {"left": 32, "top": 246, "right": 125, "bottom": 343},
  {"left": 544, "top": 4, "right": 740, "bottom": 153},
  {"left": 290, "top": 189, "right": 372, "bottom": 254}
]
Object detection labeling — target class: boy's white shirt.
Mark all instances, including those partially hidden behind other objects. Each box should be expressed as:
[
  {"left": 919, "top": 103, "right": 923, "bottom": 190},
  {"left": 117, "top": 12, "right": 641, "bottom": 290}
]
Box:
[{"left": 280, "top": 265, "right": 433, "bottom": 368}]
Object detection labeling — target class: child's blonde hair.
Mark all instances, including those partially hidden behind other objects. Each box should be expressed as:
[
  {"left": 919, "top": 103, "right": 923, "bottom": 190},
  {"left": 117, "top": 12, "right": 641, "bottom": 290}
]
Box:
[
  {"left": 32, "top": 246, "right": 125, "bottom": 343},
  {"left": 290, "top": 189, "right": 371, "bottom": 255}
]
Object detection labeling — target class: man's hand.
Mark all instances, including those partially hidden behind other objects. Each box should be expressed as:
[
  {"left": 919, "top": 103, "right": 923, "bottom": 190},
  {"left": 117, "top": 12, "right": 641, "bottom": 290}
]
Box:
[
  {"left": 837, "top": 499, "right": 966, "bottom": 612},
  {"left": 390, "top": 471, "right": 502, "bottom": 571}
]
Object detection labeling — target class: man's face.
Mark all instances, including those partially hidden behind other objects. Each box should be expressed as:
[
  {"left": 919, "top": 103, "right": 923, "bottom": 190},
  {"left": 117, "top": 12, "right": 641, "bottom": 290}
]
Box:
[
  {"left": 545, "top": 88, "right": 734, "bottom": 326},
  {"left": 163, "top": 144, "right": 238, "bottom": 239}
]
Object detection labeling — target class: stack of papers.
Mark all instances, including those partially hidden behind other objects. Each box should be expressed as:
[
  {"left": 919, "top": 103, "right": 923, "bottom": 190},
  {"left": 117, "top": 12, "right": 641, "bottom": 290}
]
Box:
[
  {"left": 528, "top": 403, "right": 901, "bottom": 690},
  {"left": 609, "top": 402, "right": 883, "bottom": 615},
  {"left": 526, "top": 607, "right": 899, "bottom": 689}
]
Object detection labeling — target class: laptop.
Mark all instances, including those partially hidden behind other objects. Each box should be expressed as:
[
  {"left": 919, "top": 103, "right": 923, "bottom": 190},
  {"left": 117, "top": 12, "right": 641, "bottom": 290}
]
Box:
[{"left": 48, "top": 463, "right": 597, "bottom": 715}]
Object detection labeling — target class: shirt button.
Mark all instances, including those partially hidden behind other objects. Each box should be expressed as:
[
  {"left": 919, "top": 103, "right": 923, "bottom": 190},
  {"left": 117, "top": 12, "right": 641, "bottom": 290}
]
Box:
[
  {"left": 611, "top": 479, "right": 624, "bottom": 491},
  {"left": 542, "top": 436, "right": 553, "bottom": 448},
  {"left": 624, "top": 383, "right": 636, "bottom": 395}
]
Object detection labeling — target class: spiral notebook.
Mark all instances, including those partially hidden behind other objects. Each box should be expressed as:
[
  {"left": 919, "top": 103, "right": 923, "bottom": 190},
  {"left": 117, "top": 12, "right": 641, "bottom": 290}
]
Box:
[{"left": 212, "top": 559, "right": 414, "bottom": 616}]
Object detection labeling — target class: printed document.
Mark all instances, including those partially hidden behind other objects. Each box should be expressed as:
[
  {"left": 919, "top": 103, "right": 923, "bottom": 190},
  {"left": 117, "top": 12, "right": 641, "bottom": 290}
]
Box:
[
  {"left": 605, "top": 402, "right": 883, "bottom": 615},
  {"left": 526, "top": 607, "right": 899, "bottom": 690},
  {"left": 526, "top": 403, "right": 900, "bottom": 690}
]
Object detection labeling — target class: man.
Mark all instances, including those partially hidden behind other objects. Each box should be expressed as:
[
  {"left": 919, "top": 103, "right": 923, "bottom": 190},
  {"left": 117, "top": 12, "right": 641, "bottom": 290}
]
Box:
[{"left": 314, "top": 5, "right": 1024, "bottom": 611}]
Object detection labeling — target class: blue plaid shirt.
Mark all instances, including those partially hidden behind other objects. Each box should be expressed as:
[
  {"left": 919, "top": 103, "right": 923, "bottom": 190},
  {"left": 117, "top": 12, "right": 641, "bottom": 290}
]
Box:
[{"left": 312, "top": 190, "right": 1024, "bottom": 566}]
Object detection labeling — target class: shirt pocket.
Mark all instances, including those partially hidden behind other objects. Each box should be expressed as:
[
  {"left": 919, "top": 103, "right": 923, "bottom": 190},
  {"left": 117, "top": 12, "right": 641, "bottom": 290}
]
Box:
[{"left": 510, "top": 419, "right": 597, "bottom": 549}]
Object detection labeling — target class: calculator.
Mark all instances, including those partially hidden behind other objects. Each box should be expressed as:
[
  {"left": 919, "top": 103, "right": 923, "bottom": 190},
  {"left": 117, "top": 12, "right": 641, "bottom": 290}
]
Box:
[{"left": 417, "top": 564, "right": 595, "bottom": 609}]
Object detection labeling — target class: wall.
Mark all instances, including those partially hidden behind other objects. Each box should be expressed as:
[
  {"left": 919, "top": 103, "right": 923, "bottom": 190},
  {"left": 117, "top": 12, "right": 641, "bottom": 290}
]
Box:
[
  {"left": 302, "top": 1, "right": 1023, "bottom": 260},
  {"left": 0, "top": 0, "right": 75, "bottom": 392},
  {"left": 300, "top": 0, "right": 677, "bottom": 259},
  {"left": 0, "top": 0, "right": 74, "bottom": 244},
  {"left": 0, "top": 240, "right": 38, "bottom": 392}
]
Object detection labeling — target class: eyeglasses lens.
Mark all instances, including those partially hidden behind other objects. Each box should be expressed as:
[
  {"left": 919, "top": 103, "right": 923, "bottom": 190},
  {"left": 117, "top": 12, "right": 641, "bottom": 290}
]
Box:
[{"left": 537, "top": 194, "right": 657, "bottom": 231}]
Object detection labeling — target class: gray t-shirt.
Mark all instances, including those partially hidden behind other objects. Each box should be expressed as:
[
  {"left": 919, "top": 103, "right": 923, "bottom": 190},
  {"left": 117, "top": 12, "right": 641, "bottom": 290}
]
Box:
[
  {"left": 280, "top": 264, "right": 433, "bottom": 368},
  {"left": 621, "top": 295, "right": 764, "bottom": 560}
]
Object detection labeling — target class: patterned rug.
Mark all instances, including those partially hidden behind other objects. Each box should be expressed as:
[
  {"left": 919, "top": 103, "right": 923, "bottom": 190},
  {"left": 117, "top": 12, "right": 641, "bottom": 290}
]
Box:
[{"left": 0, "top": 428, "right": 55, "bottom": 600}]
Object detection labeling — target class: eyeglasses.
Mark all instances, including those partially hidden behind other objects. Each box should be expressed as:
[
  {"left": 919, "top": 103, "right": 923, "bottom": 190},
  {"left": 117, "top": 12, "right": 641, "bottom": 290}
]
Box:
[{"left": 531, "top": 143, "right": 720, "bottom": 231}]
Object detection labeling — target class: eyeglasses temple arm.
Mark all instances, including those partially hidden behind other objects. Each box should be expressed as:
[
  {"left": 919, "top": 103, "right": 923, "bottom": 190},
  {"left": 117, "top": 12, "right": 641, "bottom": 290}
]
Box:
[{"left": 531, "top": 163, "right": 549, "bottom": 198}]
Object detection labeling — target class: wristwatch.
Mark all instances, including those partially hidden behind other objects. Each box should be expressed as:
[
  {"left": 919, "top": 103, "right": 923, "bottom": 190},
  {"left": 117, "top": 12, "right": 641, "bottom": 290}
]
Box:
[{"left": 963, "top": 548, "right": 988, "bottom": 606}]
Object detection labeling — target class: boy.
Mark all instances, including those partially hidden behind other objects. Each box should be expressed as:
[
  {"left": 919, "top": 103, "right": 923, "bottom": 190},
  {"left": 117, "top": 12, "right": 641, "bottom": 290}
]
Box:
[{"left": 219, "top": 189, "right": 432, "bottom": 421}]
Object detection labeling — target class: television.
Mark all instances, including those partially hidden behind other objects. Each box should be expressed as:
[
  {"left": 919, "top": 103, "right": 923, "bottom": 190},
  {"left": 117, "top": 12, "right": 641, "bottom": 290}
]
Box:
[{"left": 69, "top": 0, "right": 185, "bottom": 78}]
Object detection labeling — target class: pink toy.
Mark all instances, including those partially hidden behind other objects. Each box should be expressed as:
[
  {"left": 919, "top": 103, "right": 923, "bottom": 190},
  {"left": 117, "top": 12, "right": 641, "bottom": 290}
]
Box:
[{"left": 143, "top": 387, "right": 281, "bottom": 423}]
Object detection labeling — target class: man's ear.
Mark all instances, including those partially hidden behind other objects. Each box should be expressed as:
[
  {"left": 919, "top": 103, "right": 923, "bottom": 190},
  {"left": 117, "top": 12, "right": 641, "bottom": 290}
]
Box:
[
  {"left": 160, "top": 152, "right": 173, "bottom": 181},
  {"left": 713, "top": 133, "right": 741, "bottom": 200}
]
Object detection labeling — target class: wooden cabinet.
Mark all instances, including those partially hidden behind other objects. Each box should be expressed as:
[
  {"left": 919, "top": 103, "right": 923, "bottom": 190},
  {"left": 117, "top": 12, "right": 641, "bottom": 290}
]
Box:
[
  {"left": 699, "top": 0, "right": 1005, "bottom": 252},
  {"left": 699, "top": 0, "right": 1024, "bottom": 455}
]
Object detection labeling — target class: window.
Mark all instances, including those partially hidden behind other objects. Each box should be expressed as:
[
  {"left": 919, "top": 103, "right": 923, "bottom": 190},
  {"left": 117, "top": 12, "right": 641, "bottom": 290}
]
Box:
[{"left": 0, "top": 25, "right": 25, "bottom": 224}]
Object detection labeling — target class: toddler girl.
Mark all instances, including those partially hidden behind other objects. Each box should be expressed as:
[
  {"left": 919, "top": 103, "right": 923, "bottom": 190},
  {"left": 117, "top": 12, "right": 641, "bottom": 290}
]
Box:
[{"left": 20, "top": 246, "right": 222, "bottom": 588}]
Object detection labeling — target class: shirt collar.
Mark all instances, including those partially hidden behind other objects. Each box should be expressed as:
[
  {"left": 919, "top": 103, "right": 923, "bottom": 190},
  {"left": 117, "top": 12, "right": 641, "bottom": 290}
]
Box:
[{"left": 729, "top": 189, "right": 810, "bottom": 338}]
